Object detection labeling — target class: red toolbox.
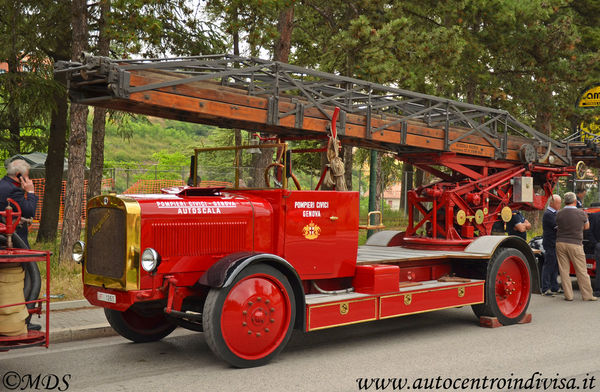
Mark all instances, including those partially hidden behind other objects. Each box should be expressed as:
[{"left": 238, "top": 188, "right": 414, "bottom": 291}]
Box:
[{"left": 352, "top": 264, "right": 400, "bottom": 294}]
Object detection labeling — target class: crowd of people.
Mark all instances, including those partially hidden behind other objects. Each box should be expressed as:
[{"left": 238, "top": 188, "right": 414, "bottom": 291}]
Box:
[{"left": 540, "top": 189, "right": 598, "bottom": 301}]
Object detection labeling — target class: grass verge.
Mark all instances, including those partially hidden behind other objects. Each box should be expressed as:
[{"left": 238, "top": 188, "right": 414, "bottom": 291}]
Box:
[{"left": 30, "top": 235, "right": 84, "bottom": 302}]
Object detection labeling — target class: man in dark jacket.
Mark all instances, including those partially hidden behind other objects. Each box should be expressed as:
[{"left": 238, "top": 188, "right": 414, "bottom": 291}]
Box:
[
  {"left": 576, "top": 188, "right": 587, "bottom": 208},
  {"left": 587, "top": 210, "right": 600, "bottom": 295},
  {"left": 506, "top": 210, "right": 531, "bottom": 240},
  {"left": 0, "top": 159, "right": 38, "bottom": 248},
  {"left": 556, "top": 192, "right": 596, "bottom": 301},
  {"left": 541, "top": 194, "right": 561, "bottom": 296}
]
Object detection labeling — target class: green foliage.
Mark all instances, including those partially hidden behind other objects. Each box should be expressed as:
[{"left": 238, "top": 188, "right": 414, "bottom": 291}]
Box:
[
  {"left": 0, "top": 0, "right": 66, "bottom": 157},
  {"left": 354, "top": 149, "right": 402, "bottom": 192},
  {"left": 205, "top": 0, "right": 291, "bottom": 56},
  {"left": 97, "top": 0, "right": 226, "bottom": 57}
]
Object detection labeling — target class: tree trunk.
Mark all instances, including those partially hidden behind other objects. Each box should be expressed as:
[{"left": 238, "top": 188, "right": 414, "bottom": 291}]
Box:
[
  {"left": 274, "top": 6, "right": 294, "bottom": 63},
  {"left": 6, "top": 3, "right": 21, "bottom": 155},
  {"left": 88, "top": 107, "right": 106, "bottom": 199},
  {"left": 36, "top": 89, "right": 68, "bottom": 242},
  {"left": 414, "top": 168, "right": 424, "bottom": 188},
  {"left": 375, "top": 152, "right": 383, "bottom": 211},
  {"left": 234, "top": 129, "right": 242, "bottom": 186},
  {"left": 59, "top": 0, "right": 88, "bottom": 263},
  {"left": 36, "top": 0, "right": 71, "bottom": 243},
  {"left": 88, "top": 0, "right": 110, "bottom": 200},
  {"left": 60, "top": 103, "right": 87, "bottom": 263},
  {"left": 536, "top": 111, "right": 552, "bottom": 136},
  {"left": 250, "top": 3, "right": 295, "bottom": 188},
  {"left": 401, "top": 163, "right": 413, "bottom": 213},
  {"left": 343, "top": 143, "right": 353, "bottom": 191}
]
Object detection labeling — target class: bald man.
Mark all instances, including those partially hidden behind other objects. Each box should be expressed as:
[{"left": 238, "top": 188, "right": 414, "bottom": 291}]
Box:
[
  {"left": 541, "top": 194, "right": 562, "bottom": 296},
  {"left": 556, "top": 192, "right": 597, "bottom": 301}
]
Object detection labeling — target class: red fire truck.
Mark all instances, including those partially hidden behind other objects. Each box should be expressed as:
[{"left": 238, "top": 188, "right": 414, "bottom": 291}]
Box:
[{"left": 56, "top": 54, "right": 595, "bottom": 367}]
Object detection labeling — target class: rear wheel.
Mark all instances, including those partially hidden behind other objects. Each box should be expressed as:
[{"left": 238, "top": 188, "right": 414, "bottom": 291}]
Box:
[
  {"left": 472, "top": 248, "right": 531, "bottom": 325},
  {"left": 105, "top": 306, "right": 176, "bottom": 343},
  {"left": 203, "top": 264, "right": 296, "bottom": 368}
]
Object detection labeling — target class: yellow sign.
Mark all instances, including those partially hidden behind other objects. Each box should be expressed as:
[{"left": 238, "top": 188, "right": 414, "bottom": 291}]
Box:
[
  {"left": 580, "top": 117, "right": 600, "bottom": 142},
  {"left": 579, "top": 85, "right": 600, "bottom": 108},
  {"left": 578, "top": 85, "right": 600, "bottom": 142},
  {"left": 302, "top": 221, "right": 321, "bottom": 240}
]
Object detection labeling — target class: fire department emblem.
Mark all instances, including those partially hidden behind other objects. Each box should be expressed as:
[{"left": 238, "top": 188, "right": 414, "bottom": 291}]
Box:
[
  {"left": 302, "top": 221, "right": 321, "bottom": 240},
  {"left": 339, "top": 302, "right": 349, "bottom": 315}
]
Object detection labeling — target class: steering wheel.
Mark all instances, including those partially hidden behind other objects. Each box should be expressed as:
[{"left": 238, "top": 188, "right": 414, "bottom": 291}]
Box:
[
  {"left": 0, "top": 198, "right": 22, "bottom": 235},
  {"left": 264, "top": 163, "right": 301, "bottom": 190}
]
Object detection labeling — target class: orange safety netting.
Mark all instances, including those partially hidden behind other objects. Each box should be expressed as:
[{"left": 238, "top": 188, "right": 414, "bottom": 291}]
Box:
[
  {"left": 31, "top": 178, "right": 114, "bottom": 229},
  {"left": 123, "top": 179, "right": 232, "bottom": 194},
  {"left": 27, "top": 178, "right": 232, "bottom": 230}
]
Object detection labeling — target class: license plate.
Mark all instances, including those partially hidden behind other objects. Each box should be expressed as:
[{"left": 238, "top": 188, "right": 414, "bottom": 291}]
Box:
[
  {"left": 97, "top": 292, "right": 116, "bottom": 303},
  {"left": 587, "top": 264, "right": 593, "bottom": 269}
]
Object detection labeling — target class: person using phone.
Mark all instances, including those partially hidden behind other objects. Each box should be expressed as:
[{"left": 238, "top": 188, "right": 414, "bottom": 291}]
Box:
[{"left": 0, "top": 159, "right": 38, "bottom": 248}]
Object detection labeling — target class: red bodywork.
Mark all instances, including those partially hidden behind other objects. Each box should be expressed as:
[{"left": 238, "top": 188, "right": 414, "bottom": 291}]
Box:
[{"left": 84, "top": 189, "right": 359, "bottom": 310}]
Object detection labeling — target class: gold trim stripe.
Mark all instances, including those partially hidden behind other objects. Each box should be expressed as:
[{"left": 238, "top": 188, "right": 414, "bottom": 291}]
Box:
[
  {"left": 379, "top": 301, "right": 484, "bottom": 320},
  {"left": 380, "top": 282, "right": 484, "bottom": 299},
  {"left": 307, "top": 297, "right": 377, "bottom": 331}
]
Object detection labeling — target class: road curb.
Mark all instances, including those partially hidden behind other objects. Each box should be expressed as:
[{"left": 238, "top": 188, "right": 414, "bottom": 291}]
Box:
[
  {"left": 50, "top": 323, "right": 117, "bottom": 344},
  {"left": 43, "top": 299, "right": 94, "bottom": 312}
]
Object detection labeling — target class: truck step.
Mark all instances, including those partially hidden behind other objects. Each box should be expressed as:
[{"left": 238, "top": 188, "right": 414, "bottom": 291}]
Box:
[{"left": 305, "top": 279, "right": 485, "bottom": 331}]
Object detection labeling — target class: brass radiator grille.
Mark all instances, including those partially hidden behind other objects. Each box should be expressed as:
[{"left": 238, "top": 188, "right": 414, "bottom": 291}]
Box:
[{"left": 86, "top": 207, "right": 126, "bottom": 279}]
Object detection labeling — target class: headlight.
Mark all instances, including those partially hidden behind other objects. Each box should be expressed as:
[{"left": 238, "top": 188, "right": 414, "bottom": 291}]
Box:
[
  {"left": 141, "top": 248, "right": 160, "bottom": 272},
  {"left": 72, "top": 241, "right": 85, "bottom": 264}
]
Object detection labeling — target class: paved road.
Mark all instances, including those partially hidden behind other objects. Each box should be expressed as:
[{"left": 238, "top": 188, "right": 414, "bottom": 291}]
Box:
[{"left": 2, "top": 294, "right": 600, "bottom": 392}]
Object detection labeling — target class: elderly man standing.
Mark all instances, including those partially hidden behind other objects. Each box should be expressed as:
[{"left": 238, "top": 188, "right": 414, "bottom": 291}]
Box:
[
  {"left": 541, "top": 194, "right": 562, "bottom": 296},
  {"left": 556, "top": 191, "right": 597, "bottom": 301},
  {"left": 0, "top": 159, "right": 38, "bottom": 248}
]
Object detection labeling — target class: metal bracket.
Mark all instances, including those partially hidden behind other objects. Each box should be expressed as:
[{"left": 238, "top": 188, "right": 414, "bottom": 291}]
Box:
[
  {"left": 366, "top": 105, "right": 372, "bottom": 139},
  {"left": 294, "top": 101, "right": 304, "bottom": 129},
  {"left": 111, "top": 66, "right": 130, "bottom": 98},
  {"left": 267, "top": 96, "right": 279, "bottom": 125},
  {"left": 337, "top": 110, "right": 346, "bottom": 136}
]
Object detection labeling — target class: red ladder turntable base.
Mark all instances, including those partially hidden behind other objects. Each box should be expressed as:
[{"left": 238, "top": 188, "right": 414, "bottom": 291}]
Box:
[{"left": 479, "top": 313, "right": 532, "bottom": 328}]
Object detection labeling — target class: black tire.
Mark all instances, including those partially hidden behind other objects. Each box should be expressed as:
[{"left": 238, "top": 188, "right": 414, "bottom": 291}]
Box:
[
  {"left": 22, "top": 261, "right": 41, "bottom": 308},
  {"left": 105, "top": 306, "right": 176, "bottom": 343},
  {"left": 203, "top": 264, "right": 296, "bottom": 368},
  {"left": 593, "top": 266, "right": 600, "bottom": 294},
  {"left": 471, "top": 248, "right": 532, "bottom": 325}
]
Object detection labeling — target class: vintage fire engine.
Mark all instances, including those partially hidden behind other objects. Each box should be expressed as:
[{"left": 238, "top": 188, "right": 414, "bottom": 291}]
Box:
[{"left": 56, "top": 54, "right": 598, "bottom": 367}]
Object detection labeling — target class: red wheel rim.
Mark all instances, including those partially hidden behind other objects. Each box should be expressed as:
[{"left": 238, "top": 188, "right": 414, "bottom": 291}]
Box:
[
  {"left": 494, "top": 255, "right": 530, "bottom": 318},
  {"left": 221, "top": 274, "right": 292, "bottom": 360}
]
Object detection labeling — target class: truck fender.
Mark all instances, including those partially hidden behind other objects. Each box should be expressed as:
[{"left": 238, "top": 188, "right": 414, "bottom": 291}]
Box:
[
  {"left": 198, "top": 252, "right": 306, "bottom": 330},
  {"left": 465, "top": 235, "right": 540, "bottom": 294}
]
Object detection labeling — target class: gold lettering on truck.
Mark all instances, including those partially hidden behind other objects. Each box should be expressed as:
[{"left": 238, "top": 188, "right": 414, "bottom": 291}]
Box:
[{"left": 91, "top": 210, "right": 111, "bottom": 237}]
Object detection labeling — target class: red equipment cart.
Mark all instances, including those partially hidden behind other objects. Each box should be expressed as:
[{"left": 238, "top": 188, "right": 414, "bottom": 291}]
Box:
[{"left": 0, "top": 200, "right": 50, "bottom": 350}]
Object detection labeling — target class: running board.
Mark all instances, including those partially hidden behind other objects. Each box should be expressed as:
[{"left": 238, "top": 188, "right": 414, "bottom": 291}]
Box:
[{"left": 305, "top": 280, "right": 485, "bottom": 331}]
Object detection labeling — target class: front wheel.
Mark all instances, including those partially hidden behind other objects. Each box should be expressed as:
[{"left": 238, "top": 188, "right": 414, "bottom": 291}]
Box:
[
  {"left": 472, "top": 248, "right": 531, "bottom": 325},
  {"left": 203, "top": 264, "right": 296, "bottom": 368},
  {"left": 105, "top": 306, "right": 176, "bottom": 343}
]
